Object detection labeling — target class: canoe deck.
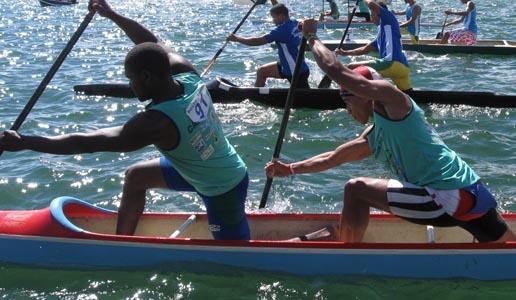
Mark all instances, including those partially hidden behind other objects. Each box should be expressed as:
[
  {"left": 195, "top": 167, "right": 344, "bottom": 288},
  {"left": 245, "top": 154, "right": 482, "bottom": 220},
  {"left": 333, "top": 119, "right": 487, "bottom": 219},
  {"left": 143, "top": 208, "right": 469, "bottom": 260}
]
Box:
[{"left": 68, "top": 209, "right": 515, "bottom": 244}]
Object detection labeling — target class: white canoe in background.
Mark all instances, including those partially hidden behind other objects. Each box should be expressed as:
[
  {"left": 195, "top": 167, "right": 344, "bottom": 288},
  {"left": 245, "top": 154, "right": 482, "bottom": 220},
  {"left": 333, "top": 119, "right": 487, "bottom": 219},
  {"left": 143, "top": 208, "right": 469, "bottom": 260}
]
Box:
[
  {"left": 2, "top": 196, "right": 516, "bottom": 280},
  {"left": 39, "top": 0, "right": 77, "bottom": 6},
  {"left": 320, "top": 38, "right": 516, "bottom": 55}
]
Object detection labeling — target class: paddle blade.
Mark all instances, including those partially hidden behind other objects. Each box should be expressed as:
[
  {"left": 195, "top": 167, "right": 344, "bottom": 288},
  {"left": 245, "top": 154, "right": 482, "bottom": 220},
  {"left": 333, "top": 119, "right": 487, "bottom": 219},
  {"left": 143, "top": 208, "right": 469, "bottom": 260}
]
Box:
[{"left": 318, "top": 75, "right": 333, "bottom": 88}]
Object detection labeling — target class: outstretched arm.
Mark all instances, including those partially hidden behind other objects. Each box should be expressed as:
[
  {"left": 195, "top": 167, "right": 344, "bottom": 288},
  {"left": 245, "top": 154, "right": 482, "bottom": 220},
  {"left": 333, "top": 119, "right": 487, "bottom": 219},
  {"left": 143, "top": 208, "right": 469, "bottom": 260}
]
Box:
[
  {"left": 227, "top": 34, "right": 269, "bottom": 46},
  {"left": 0, "top": 112, "right": 178, "bottom": 154},
  {"left": 265, "top": 126, "right": 373, "bottom": 177},
  {"left": 336, "top": 42, "right": 376, "bottom": 56},
  {"left": 301, "top": 19, "right": 410, "bottom": 115},
  {"left": 445, "top": 1, "right": 474, "bottom": 17}
]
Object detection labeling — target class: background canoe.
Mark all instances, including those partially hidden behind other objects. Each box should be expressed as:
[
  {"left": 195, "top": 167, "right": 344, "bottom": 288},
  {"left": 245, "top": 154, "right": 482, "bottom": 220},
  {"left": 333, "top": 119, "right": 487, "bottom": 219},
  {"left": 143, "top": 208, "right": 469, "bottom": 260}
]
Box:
[
  {"left": 2, "top": 196, "right": 516, "bottom": 280},
  {"left": 73, "top": 78, "right": 516, "bottom": 109},
  {"left": 320, "top": 39, "right": 516, "bottom": 55},
  {"left": 39, "top": 0, "right": 77, "bottom": 6}
]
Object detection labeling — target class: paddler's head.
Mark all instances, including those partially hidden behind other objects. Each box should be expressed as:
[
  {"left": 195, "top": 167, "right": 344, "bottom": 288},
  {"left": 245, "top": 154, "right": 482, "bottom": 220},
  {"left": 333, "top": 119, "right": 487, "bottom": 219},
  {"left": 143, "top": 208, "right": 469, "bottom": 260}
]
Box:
[
  {"left": 270, "top": 4, "right": 289, "bottom": 25},
  {"left": 339, "top": 66, "right": 381, "bottom": 124},
  {"left": 124, "top": 42, "right": 172, "bottom": 101}
]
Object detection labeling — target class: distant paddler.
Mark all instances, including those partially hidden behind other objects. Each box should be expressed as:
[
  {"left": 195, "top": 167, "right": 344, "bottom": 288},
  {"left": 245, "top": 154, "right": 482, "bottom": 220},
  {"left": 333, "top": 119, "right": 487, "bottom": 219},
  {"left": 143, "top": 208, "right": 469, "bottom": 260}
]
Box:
[
  {"left": 319, "top": 0, "right": 340, "bottom": 21},
  {"left": 266, "top": 18, "right": 516, "bottom": 244},
  {"left": 227, "top": 1, "right": 310, "bottom": 88},
  {"left": 335, "top": 0, "right": 412, "bottom": 92},
  {"left": 439, "top": 0, "right": 477, "bottom": 45},
  {"left": 393, "top": 0, "right": 422, "bottom": 44}
]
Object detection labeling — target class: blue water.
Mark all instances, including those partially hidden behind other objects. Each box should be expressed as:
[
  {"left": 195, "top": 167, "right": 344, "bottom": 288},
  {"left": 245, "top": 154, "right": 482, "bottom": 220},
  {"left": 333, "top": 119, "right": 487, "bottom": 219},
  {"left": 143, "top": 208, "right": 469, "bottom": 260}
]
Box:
[{"left": 0, "top": 0, "right": 515, "bottom": 298}]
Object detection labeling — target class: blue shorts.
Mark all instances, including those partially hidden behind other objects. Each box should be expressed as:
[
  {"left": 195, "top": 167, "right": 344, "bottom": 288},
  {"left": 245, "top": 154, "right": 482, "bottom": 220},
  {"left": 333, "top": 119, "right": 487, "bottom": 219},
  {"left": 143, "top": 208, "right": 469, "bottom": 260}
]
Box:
[{"left": 160, "top": 157, "right": 250, "bottom": 240}]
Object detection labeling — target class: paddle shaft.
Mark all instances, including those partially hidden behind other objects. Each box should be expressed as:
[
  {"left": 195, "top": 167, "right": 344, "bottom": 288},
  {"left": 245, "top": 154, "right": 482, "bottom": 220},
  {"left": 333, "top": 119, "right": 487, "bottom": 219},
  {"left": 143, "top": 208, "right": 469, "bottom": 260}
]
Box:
[
  {"left": 170, "top": 214, "right": 196, "bottom": 238},
  {"left": 259, "top": 37, "right": 308, "bottom": 209},
  {"left": 318, "top": 0, "right": 360, "bottom": 88},
  {"left": 200, "top": 0, "right": 260, "bottom": 77},
  {"left": 440, "top": 14, "right": 448, "bottom": 37},
  {"left": 0, "top": 11, "right": 96, "bottom": 158}
]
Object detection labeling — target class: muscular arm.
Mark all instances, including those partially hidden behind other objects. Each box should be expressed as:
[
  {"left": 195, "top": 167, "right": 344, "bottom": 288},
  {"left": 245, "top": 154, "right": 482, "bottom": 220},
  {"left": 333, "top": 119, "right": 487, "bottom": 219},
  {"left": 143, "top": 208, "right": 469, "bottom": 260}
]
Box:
[
  {"left": 290, "top": 127, "right": 373, "bottom": 174},
  {"left": 446, "top": 17, "right": 464, "bottom": 26},
  {"left": 3, "top": 112, "right": 178, "bottom": 155},
  {"left": 103, "top": 10, "right": 158, "bottom": 44},
  {"left": 447, "top": 1, "right": 474, "bottom": 17},
  {"left": 232, "top": 35, "right": 269, "bottom": 46},
  {"left": 310, "top": 37, "right": 410, "bottom": 117},
  {"left": 338, "top": 42, "right": 376, "bottom": 56}
]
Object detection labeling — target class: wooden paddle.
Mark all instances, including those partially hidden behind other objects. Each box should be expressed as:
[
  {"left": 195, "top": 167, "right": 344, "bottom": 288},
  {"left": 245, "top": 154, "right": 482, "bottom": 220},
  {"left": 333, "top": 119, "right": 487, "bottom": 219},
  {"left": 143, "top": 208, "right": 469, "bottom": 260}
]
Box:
[
  {"left": 200, "top": 0, "right": 264, "bottom": 77},
  {"left": 0, "top": 11, "right": 96, "bottom": 158},
  {"left": 436, "top": 14, "right": 448, "bottom": 39},
  {"left": 259, "top": 37, "right": 308, "bottom": 209},
  {"left": 318, "top": 0, "right": 360, "bottom": 88}
]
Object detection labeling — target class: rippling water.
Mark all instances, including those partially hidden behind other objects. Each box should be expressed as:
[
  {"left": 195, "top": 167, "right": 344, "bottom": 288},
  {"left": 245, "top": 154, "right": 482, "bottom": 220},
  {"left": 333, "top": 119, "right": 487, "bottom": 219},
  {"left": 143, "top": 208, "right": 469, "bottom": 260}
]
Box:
[{"left": 0, "top": 0, "right": 515, "bottom": 298}]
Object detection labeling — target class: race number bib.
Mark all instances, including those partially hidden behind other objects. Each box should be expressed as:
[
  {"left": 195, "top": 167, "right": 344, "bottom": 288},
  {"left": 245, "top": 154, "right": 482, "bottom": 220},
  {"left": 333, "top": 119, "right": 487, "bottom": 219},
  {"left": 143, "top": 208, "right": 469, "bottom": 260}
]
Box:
[{"left": 186, "top": 86, "right": 212, "bottom": 123}]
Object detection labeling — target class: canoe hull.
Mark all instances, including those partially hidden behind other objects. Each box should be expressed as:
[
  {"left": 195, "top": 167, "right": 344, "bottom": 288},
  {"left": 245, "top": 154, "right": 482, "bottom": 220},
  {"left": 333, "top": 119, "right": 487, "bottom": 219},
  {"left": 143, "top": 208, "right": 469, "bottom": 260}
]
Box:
[
  {"left": 73, "top": 78, "right": 516, "bottom": 109},
  {"left": 3, "top": 234, "right": 516, "bottom": 280},
  {"left": 321, "top": 39, "right": 516, "bottom": 55},
  {"left": 2, "top": 197, "right": 516, "bottom": 279}
]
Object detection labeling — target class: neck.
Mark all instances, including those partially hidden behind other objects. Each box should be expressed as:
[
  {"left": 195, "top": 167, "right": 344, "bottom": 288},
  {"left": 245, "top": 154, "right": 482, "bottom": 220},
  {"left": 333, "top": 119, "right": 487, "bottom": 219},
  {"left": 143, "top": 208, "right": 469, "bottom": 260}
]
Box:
[{"left": 151, "top": 79, "right": 184, "bottom": 104}]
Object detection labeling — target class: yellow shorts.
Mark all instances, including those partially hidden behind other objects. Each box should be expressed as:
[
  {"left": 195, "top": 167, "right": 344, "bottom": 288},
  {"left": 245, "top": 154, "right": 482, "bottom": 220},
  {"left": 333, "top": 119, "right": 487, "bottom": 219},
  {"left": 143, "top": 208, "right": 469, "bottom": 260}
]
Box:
[
  {"left": 400, "top": 28, "right": 419, "bottom": 44},
  {"left": 368, "top": 60, "right": 412, "bottom": 91}
]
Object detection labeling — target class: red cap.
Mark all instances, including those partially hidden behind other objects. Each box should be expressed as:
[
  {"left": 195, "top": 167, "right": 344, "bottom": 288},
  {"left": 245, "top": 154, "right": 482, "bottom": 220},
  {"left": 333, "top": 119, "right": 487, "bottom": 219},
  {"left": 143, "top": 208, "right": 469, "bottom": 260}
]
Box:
[{"left": 339, "top": 65, "right": 382, "bottom": 95}]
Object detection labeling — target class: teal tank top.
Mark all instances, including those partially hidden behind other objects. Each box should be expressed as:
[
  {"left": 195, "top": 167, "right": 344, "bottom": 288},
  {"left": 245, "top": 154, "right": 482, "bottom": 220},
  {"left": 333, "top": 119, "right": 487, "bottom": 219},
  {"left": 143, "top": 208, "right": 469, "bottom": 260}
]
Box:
[
  {"left": 147, "top": 72, "right": 247, "bottom": 196},
  {"left": 367, "top": 98, "right": 479, "bottom": 189}
]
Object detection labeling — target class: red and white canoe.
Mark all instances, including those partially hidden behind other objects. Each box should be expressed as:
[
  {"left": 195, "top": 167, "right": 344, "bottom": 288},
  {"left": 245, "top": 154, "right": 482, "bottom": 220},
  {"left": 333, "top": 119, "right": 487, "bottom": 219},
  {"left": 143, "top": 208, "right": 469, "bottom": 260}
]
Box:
[{"left": 1, "top": 196, "right": 516, "bottom": 280}]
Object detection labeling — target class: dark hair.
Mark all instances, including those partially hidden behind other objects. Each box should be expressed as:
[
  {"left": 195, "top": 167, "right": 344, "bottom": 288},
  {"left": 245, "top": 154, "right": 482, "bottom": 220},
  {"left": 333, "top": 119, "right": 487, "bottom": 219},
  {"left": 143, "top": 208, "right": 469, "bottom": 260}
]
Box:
[
  {"left": 270, "top": 3, "right": 289, "bottom": 17},
  {"left": 124, "top": 42, "right": 171, "bottom": 78}
]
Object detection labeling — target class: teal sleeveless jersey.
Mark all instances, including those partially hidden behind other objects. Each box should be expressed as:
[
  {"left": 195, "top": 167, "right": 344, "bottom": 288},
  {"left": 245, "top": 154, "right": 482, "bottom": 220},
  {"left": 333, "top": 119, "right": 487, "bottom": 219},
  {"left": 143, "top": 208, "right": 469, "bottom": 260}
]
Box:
[
  {"left": 367, "top": 98, "right": 479, "bottom": 189},
  {"left": 147, "top": 72, "right": 247, "bottom": 196}
]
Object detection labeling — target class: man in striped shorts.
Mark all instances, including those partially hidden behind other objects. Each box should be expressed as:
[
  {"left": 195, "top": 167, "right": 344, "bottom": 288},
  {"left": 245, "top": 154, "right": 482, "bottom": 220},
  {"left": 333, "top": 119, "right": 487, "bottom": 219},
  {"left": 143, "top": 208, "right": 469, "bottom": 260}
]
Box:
[{"left": 265, "top": 18, "right": 516, "bottom": 243}]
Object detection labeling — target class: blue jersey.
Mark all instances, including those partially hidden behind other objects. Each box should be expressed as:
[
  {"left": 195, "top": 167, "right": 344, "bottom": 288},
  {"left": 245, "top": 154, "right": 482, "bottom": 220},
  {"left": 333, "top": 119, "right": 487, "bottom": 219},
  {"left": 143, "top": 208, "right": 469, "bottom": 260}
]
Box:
[
  {"left": 463, "top": 4, "right": 477, "bottom": 34},
  {"left": 265, "top": 19, "right": 309, "bottom": 78},
  {"left": 405, "top": 3, "right": 421, "bottom": 37},
  {"left": 372, "top": 6, "right": 409, "bottom": 67}
]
